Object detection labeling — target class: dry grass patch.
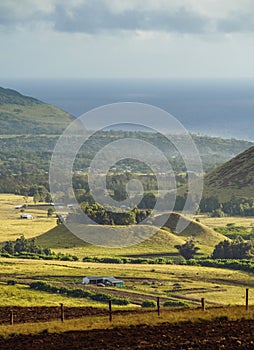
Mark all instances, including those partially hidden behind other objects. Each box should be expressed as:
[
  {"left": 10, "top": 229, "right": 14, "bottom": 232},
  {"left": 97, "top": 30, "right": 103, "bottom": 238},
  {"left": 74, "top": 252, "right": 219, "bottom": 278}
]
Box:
[
  {"left": 0, "top": 194, "right": 56, "bottom": 242},
  {"left": 0, "top": 305, "right": 253, "bottom": 338}
]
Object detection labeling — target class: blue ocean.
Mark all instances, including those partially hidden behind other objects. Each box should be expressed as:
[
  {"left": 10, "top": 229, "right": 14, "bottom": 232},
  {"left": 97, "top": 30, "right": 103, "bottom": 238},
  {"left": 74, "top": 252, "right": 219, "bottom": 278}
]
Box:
[{"left": 1, "top": 78, "right": 254, "bottom": 140}]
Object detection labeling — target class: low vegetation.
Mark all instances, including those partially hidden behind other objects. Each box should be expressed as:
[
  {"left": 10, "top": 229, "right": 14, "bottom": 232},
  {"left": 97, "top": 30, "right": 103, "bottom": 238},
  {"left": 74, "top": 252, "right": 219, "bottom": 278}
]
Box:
[
  {"left": 141, "top": 300, "right": 156, "bottom": 308},
  {"left": 1, "top": 235, "right": 78, "bottom": 261},
  {"left": 29, "top": 281, "right": 129, "bottom": 305}
]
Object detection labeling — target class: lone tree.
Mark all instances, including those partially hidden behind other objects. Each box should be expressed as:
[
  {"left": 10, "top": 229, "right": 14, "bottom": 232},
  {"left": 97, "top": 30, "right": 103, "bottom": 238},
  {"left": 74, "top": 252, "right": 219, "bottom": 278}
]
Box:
[{"left": 175, "top": 239, "right": 200, "bottom": 260}]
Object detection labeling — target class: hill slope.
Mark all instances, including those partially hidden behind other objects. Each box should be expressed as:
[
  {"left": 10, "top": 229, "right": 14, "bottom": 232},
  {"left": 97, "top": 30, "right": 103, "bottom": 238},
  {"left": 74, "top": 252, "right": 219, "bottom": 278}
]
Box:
[
  {"left": 36, "top": 224, "right": 185, "bottom": 256},
  {"left": 36, "top": 212, "right": 226, "bottom": 257},
  {"left": 203, "top": 145, "right": 254, "bottom": 201},
  {"left": 0, "top": 87, "right": 74, "bottom": 134},
  {"left": 153, "top": 212, "right": 226, "bottom": 248}
]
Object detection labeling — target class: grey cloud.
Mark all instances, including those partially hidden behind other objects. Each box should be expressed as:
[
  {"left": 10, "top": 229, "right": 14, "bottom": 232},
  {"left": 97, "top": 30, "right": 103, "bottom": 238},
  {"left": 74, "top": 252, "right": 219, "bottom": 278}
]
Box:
[
  {"left": 217, "top": 13, "right": 254, "bottom": 33},
  {"left": 0, "top": 0, "right": 209, "bottom": 34},
  {"left": 0, "top": 0, "right": 253, "bottom": 35},
  {"left": 53, "top": 2, "right": 208, "bottom": 34},
  {"left": 0, "top": 1, "right": 51, "bottom": 28}
]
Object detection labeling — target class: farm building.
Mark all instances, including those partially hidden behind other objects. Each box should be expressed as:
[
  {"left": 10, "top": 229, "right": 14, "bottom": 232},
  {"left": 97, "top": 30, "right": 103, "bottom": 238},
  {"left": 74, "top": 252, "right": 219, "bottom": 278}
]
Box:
[
  {"left": 82, "top": 276, "right": 123, "bottom": 287},
  {"left": 20, "top": 214, "right": 33, "bottom": 219},
  {"left": 15, "top": 205, "right": 24, "bottom": 209}
]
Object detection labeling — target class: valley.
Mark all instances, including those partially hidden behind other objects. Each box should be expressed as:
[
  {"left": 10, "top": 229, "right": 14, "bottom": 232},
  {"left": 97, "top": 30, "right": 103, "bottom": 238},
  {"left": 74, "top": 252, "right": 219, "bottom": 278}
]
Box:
[{"left": 1, "top": 87, "right": 254, "bottom": 348}]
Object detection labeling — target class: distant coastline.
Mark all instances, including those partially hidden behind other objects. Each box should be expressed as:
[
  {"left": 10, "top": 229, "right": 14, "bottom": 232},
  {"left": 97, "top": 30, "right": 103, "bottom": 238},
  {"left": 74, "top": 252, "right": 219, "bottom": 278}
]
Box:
[{"left": 1, "top": 78, "right": 254, "bottom": 140}]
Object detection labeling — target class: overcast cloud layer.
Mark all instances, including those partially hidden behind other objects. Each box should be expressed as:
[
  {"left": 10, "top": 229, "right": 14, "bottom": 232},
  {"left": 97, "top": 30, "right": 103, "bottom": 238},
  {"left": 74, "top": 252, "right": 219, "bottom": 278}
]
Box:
[
  {"left": 0, "top": 0, "right": 254, "bottom": 78},
  {"left": 0, "top": 0, "right": 254, "bottom": 34}
]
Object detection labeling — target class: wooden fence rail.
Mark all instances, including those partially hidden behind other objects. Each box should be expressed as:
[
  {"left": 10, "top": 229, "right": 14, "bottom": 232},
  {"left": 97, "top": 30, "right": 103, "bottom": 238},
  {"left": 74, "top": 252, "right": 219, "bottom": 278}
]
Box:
[{"left": 3, "top": 289, "right": 251, "bottom": 326}]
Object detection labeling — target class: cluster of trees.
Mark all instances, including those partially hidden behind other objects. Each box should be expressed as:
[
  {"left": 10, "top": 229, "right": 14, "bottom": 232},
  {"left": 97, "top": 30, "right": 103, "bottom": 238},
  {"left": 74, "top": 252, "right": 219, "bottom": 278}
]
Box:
[
  {"left": 1, "top": 130, "right": 251, "bottom": 195},
  {"left": 175, "top": 235, "right": 253, "bottom": 261},
  {"left": 2, "top": 235, "right": 51, "bottom": 256},
  {"left": 199, "top": 196, "right": 254, "bottom": 217},
  {"left": 68, "top": 203, "right": 151, "bottom": 225},
  {"left": 212, "top": 237, "right": 253, "bottom": 259},
  {"left": 1, "top": 235, "right": 78, "bottom": 261}
]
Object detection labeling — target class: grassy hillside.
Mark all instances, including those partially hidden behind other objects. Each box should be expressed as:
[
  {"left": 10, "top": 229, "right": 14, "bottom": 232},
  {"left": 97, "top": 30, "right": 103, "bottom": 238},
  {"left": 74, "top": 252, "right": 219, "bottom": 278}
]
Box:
[
  {"left": 36, "top": 212, "right": 226, "bottom": 258},
  {"left": 0, "top": 87, "right": 74, "bottom": 134},
  {"left": 0, "top": 194, "right": 227, "bottom": 258},
  {"left": 203, "top": 145, "right": 254, "bottom": 201},
  {"left": 36, "top": 224, "right": 186, "bottom": 258},
  {"left": 153, "top": 212, "right": 227, "bottom": 252}
]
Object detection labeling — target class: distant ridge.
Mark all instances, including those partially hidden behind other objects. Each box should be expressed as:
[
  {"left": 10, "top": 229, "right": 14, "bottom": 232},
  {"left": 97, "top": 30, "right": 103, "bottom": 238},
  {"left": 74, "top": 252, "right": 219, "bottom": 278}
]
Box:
[
  {"left": 0, "top": 87, "right": 40, "bottom": 105},
  {"left": 0, "top": 86, "right": 74, "bottom": 134}
]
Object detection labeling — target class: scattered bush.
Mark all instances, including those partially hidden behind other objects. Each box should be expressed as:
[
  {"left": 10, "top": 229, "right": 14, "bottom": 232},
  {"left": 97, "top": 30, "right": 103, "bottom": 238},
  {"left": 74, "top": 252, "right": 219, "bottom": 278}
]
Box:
[
  {"left": 163, "top": 300, "right": 189, "bottom": 307},
  {"left": 82, "top": 256, "right": 173, "bottom": 265},
  {"left": 111, "top": 297, "right": 129, "bottom": 305},
  {"left": 141, "top": 300, "right": 156, "bottom": 308}
]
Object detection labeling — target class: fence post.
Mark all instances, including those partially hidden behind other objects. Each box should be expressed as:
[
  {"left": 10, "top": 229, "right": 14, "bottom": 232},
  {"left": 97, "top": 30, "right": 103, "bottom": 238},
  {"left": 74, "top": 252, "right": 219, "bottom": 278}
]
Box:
[
  {"left": 246, "top": 288, "right": 249, "bottom": 311},
  {"left": 201, "top": 298, "right": 205, "bottom": 311},
  {"left": 109, "top": 299, "right": 112, "bottom": 322},
  {"left": 60, "top": 303, "right": 64, "bottom": 322},
  {"left": 157, "top": 297, "right": 160, "bottom": 316},
  {"left": 10, "top": 309, "right": 13, "bottom": 325}
]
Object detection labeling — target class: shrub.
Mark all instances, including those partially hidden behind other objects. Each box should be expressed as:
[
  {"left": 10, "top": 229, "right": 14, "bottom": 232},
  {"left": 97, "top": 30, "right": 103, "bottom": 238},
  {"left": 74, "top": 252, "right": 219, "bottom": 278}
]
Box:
[
  {"left": 59, "top": 286, "right": 71, "bottom": 295},
  {"left": 69, "top": 289, "right": 92, "bottom": 298},
  {"left": 101, "top": 257, "right": 123, "bottom": 264},
  {"left": 7, "top": 279, "right": 17, "bottom": 285},
  {"left": 30, "top": 281, "right": 52, "bottom": 292},
  {"left": 111, "top": 297, "right": 129, "bottom": 305},
  {"left": 163, "top": 300, "right": 189, "bottom": 307},
  {"left": 141, "top": 300, "right": 156, "bottom": 308},
  {"left": 90, "top": 292, "right": 111, "bottom": 302}
]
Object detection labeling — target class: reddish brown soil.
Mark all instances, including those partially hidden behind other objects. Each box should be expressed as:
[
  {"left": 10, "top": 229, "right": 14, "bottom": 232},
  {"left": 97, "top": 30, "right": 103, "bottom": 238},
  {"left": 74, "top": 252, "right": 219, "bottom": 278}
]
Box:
[
  {"left": 0, "top": 319, "right": 254, "bottom": 349},
  {"left": 0, "top": 306, "right": 106, "bottom": 324},
  {"left": 0, "top": 306, "right": 154, "bottom": 325}
]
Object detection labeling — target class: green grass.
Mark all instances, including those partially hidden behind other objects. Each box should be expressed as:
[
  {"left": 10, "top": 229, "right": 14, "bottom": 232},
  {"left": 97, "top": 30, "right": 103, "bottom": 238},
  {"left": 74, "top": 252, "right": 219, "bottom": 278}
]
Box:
[
  {"left": 0, "top": 194, "right": 228, "bottom": 258},
  {"left": 1, "top": 258, "right": 254, "bottom": 307},
  {"left": 1, "top": 194, "right": 252, "bottom": 309},
  {"left": 154, "top": 212, "right": 227, "bottom": 255},
  {"left": 0, "top": 282, "right": 105, "bottom": 307},
  {"left": 36, "top": 224, "right": 186, "bottom": 258},
  {"left": 196, "top": 215, "right": 254, "bottom": 229}
]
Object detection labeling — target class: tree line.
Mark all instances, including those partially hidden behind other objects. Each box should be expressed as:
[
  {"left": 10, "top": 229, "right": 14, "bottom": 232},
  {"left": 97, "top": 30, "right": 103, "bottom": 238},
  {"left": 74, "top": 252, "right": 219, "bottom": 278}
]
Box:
[{"left": 175, "top": 236, "right": 253, "bottom": 260}]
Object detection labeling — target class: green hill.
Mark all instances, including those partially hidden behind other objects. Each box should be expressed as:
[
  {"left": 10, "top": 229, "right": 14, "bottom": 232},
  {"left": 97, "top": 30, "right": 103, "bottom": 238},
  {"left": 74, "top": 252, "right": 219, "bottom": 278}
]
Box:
[
  {"left": 203, "top": 145, "right": 254, "bottom": 201},
  {"left": 36, "top": 212, "right": 226, "bottom": 258},
  {"left": 36, "top": 224, "right": 185, "bottom": 256},
  {"left": 153, "top": 212, "right": 226, "bottom": 249},
  {"left": 0, "top": 87, "right": 74, "bottom": 134}
]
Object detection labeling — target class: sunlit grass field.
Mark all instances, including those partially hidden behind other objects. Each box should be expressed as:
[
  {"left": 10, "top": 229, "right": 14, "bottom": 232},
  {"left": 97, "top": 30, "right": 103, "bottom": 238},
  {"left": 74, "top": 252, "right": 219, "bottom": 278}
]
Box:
[
  {"left": 1, "top": 194, "right": 254, "bottom": 311},
  {"left": 0, "top": 194, "right": 56, "bottom": 242},
  {"left": 0, "top": 282, "right": 105, "bottom": 307},
  {"left": 0, "top": 258, "right": 254, "bottom": 307},
  {"left": 196, "top": 214, "right": 254, "bottom": 230}
]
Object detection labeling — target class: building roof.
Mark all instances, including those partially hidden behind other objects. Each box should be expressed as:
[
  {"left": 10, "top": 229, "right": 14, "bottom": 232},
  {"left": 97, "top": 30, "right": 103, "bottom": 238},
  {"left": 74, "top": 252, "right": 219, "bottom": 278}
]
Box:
[{"left": 85, "top": 276, "right": 123, "bottom": 282}]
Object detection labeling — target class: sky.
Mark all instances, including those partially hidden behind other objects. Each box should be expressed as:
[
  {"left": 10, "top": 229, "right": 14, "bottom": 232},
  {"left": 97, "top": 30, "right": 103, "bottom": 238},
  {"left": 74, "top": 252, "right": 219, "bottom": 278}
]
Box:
[{"left": 0, "top": 0, "right": 254, "bottom": 79}]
